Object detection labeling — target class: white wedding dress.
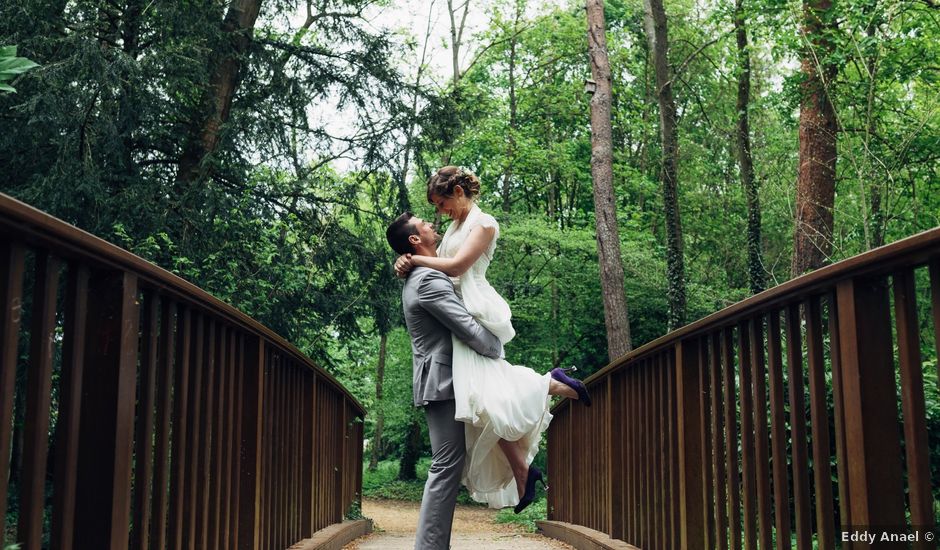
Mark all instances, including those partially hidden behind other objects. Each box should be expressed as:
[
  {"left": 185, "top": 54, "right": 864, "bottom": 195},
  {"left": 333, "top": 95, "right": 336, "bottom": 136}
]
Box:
[{"left": 438, "top": 204, "right": 553, "bottom": 509}]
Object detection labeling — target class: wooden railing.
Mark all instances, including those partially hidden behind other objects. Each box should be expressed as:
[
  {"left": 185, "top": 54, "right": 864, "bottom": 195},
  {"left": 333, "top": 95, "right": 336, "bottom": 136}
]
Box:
[
  {"left": 548, "top": 227, "right": 940, "bottom": 549},
  {"left": 0, "top": 193, "right": 364, "bottom": 550}
]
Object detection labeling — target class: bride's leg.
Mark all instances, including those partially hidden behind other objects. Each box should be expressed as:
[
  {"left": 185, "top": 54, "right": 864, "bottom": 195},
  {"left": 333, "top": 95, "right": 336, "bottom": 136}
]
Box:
[
  {"left": 548, "top": 378, "right": 578, "bottom": 399},
  {"left": 497, "top": 438, "right": 529, "bottom": 499}
]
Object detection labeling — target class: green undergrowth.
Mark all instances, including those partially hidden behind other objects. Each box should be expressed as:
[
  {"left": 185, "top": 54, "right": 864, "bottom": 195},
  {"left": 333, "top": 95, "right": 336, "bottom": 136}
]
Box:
[
  {"left": 494, "top": 498, "right": 546, "bottom": 532},
  {"left": 363, "top": 458, "right": 479, "bottom": 505},
  {"left": 364, "top": 459, "right": 548, "bottom": 531}
]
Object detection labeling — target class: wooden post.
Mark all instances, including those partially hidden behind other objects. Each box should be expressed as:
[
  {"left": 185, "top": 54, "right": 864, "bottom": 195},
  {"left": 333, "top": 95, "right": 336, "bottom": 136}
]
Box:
[
  {"left": 73, "top": 270, "right": 140, "bottom": 550},
  {"left": 676, "top": 338, "right": 704, "bottom": 550},
  {"left": 835, "top": 277, "right": 904, "bottom": 535},
  {"left": 238, "top": 335, "right": 266, "bottom": 550}
]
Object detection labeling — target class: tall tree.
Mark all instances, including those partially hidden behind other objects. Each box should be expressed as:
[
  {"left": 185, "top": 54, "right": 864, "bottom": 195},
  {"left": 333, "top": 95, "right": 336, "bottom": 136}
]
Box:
[
  {"left": 643, "top": 0, "right": 686, "bottom": 329},
  {"left": 586, "top": 0, "right": 632, "bottom": 360},
  {"left": 791, "top": 0, "right": 838, "bottom": 276},
  {"left": 734, "top": 0, "right": 765, "bottom": 294},
  {"left": 176, "top": 0, "right": 263, "bottom": 184}
]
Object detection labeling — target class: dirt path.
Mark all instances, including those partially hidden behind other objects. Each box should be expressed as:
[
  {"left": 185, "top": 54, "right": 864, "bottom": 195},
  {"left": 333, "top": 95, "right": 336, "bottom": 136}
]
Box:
[{"left": 342, "top": 498, "right": 573, "bottom": 550}]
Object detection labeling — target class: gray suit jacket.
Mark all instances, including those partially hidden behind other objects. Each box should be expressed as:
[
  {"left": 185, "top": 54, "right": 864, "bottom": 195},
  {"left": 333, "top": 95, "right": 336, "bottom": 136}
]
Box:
[{"left": 402, "top": 267, "right": 502, "bottom": 406}]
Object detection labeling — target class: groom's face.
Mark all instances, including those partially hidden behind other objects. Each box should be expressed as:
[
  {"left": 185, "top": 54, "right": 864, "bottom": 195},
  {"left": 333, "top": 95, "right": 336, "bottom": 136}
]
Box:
[{"left": 408, "top": 216, "right": 441, "bottom": 250}]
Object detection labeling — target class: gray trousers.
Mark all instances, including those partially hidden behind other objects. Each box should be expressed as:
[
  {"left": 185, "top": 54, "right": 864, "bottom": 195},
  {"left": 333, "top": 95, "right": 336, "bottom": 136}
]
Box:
[{"left": 415, "top": 399, "right": 466, "bottom": 550}]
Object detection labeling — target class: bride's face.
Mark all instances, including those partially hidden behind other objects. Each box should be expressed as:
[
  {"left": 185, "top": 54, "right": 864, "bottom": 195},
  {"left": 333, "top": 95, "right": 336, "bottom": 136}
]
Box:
[{"left": 430, "top": 188, "right": 471, "bottom": 221}]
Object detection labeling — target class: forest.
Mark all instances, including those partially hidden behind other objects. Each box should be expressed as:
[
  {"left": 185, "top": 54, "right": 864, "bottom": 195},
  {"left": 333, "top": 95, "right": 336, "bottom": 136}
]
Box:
[{"left": 1, "top": 0, "right": 938, "bottom": 533}]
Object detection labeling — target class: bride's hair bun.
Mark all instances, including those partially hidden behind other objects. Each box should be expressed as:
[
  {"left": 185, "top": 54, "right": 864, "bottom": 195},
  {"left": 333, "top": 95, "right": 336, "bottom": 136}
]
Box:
[{"left": 427, "top": 165, "right": 481, "bottom": 203}]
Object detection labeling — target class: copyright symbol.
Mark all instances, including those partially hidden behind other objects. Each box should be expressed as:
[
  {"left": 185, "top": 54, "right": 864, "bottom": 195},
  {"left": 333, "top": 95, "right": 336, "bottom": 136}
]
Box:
[{"left": 926, "top": 531, "right": 935, "bottom": 542}]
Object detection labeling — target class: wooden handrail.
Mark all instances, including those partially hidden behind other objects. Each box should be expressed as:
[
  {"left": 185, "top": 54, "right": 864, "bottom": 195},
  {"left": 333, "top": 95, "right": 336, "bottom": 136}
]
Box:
[
  {"left": 0, "top": 192, "right": 363, "bottom": 413},
  {"left": 548, "top": 226, "right": 940, "bottom": 549},
  {"left": 0, "top": 192, "right": 364, "bottom": 550},
  {"left": 573, "top": 225, "right": 940, "bottom": 390}
]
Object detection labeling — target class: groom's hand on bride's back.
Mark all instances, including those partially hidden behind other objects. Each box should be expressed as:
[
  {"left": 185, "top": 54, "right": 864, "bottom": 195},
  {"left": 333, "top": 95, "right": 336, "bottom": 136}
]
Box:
[{"left": 394, "top": 254, "right": 413, "bottom": 278}]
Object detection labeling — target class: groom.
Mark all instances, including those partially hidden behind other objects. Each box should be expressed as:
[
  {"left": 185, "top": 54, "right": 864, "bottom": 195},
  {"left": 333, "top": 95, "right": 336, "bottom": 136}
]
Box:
[{"left": 386, "top": 212, "right": 503, "bottom": 550}]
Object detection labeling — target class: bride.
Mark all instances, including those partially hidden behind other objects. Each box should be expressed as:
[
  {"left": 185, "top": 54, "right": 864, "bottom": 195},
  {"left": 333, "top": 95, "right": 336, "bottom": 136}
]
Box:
[{"left": 395, "top": 166, "right": 591, "bottom": 512}]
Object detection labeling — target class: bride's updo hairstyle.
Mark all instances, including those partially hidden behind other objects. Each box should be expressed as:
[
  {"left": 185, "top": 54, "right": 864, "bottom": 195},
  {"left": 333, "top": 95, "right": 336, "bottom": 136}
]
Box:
[{"left": 426, "top": 166, "right": 481, "bottom": 203}]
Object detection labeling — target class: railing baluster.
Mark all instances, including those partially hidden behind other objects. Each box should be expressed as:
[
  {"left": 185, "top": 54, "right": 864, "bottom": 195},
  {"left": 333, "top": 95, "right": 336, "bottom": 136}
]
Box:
[
  {"left": 19, "top": 252, "right": 61, "bottom": 550},
  {"left": 748, "top": 318, "right": 772, "bottom": 550},
  {"left": 806, "top": 296, "right": 835, "bottom": 549},
  {"left": 710, "top": 332, "right": 727, "bottom": 550},
  {"left": 931, "top": 259, "right": 940, "bottom": 387},
  {"left": 151, "top": 299, "right": 176, "bottom": 550},
  {"left": 736, "top": 320, "right": 756, "bottom": 550},
  {"left": 655, "top": 354, "right": 665, "bottom": 546},
  {"left": 826, "top": 294, "right": 851, "bottom": 532},
  {"left": 51, "top": 264, "right": 89, "bottom": 550},
  {"left": 767, "top": 310, "right": 791, "bottom": 550},
  {"left": 237, "top": 335, "right": 264, "bottom": 550},
  {"left": 785, "top": 304, "right": 812, "bottom": 550},
  {"left": 209, "top": 323, "right": 226, "bottom": 550},
  {"left": 893, "top": 269, "right": 935, "bottom": 546},
  {"left": 677, "top": 338, "right": 705, "bottom": 550},
  {"left": 722, "top": 327, "right": 740, "bottom": 550},
  {"left": 698, "top": 338, "right": 715, "bottom": 550},
  {"left": 169, "top": 308, "right": 192, "bottom": 550},
  {"left": 836, "top": 277, "right": 905, "bottom": 527},
  {"left": 0, "top": 243, "right": 25, "bottom": 539},
  {"left": 73, "top": 270, "right": 139, "bottom": 550},
  {"left": 131, "top": 291, "right": 159, "bottom": 550}
]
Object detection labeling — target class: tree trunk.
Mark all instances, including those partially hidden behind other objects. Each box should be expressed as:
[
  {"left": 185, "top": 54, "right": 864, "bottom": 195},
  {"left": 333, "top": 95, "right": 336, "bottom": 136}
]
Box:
[
  {"left": 734, "top": 0, "right": 765, "bottom": 294},
  {"left": 368, "top": 332, "right": 387, "bottom": 471},
  {"left": 792, "top": 0, "right": 837, "bottom": 277},
  {"left": 643, "top": 0, "right": 686, "bottom": 329},
  {"left": 585, "top": 0, "right": 632, "bottom": 360},
  {"left": 398, "top": 419, "right": 421, "bottom": 481},
  {"left": 176, "top": 0, "right": 263, "bottom": 184}
]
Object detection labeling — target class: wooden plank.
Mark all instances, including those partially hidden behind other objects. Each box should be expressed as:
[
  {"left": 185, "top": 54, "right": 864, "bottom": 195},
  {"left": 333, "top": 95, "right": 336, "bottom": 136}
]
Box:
[
  {"left": 893, "top": 269, "right": 935, "bottom": 547},
  {"left": 676, "top": 338, "right": 704, "bottom": 550},
  {"left": 238, "top": 335, "right": 265, "bottom": 550},
  {"left": 18, "top": 252, "right": 61, "bottom": 550},
  {"left": 748, "top": 318, "right": 772, "bottom": 550},
  {"left": 655, "top": 355, "right": 665, "bottom": 547},
  {"left": 806, "top": 297, "right": 835, "bottom": 550},
  {"left": 73, "top": 270, "right": 140, "bottom": 550},
  {"left": 184, "top": 314, "right": 205, "bottom": 550},
  {"left": 736, "top": 320, "right": 756, "bottom": 550},
  {"left": 209, "top": 324, "right": 227, "bottom": 550},
  {"left": 50, "top": 264, "right": 89, "bottom": 550},
  {"left": 930, "top": 259, "right": 940, "bottom": 386},
  {"left": 835, "top": 278, "right": 905, "bottom": 530},
  {"left": 766, "top": 310, "right": 791, "bottom": 550},
  {"left": 197, "top": 320, "right": 217, "bottom": 549},
  {"left": 668, "top": 352, "right": 680, "bottom": 550},
  {"left": 130, "top": 292, "right": 159, "bottom": 550},
  {"left": 168, "top": 308, "right": 192, "bottom": 550},
  {"left": 230, "top": 334, "right": 246, "bottom": 550},
  {"left": 150, "top": 299, "right": 176, "bottom": 550},
  {"left": 221, "top": 328, "right": 236, "bottom": 550},
  {"left": 785, "top": 304, "right": 812, "bottom": 550},
  {"left": 722, "top": 327, "right": 740, "bottom": 550},
  {"left": 0, "top": 243, "right": 25, "bottom": 536},
  {"left": 709, "top": 333, "right": 727, "bottom": 550},
  {"left": 698, "top": 338, "right": 715, "bottom": 550},
  {"left": 826, "top": 294, "right": 852, "bottom": 531},
  {"left": 610, "top": 374, "right": 624, "bottom": 541}
]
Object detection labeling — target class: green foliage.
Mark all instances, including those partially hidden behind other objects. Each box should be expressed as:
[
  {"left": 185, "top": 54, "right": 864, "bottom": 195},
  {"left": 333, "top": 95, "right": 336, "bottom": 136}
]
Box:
[
  {"left": 362, "top": 459, "right": 481, "bottom": 505},
  {"left": 495, "top": 497, "right": 546, "bottom": 532},
  {"left": 0, "top": 45, "right": 37, "bottom": 93}
]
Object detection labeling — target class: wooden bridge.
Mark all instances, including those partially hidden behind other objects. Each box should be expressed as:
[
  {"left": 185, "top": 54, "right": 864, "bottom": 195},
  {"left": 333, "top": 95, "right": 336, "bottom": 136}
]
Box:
[{"left": 1, "top": 192, "right": 937, "bottom": 549}]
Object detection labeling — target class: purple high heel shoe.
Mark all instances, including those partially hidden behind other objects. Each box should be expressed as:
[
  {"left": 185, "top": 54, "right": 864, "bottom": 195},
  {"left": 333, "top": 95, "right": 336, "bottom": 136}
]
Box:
[
  {"left": 551, "top": 366, "right": 592, "bottom": 407},
  {"left": 514, "top": 466, "right": 547, "bottom": 514}
]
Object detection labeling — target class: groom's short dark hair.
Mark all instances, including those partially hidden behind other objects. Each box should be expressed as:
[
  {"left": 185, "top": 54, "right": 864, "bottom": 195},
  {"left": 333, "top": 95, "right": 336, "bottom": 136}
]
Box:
[{"left": 386, "top": 212, "right": 419, "bottom": 255}]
